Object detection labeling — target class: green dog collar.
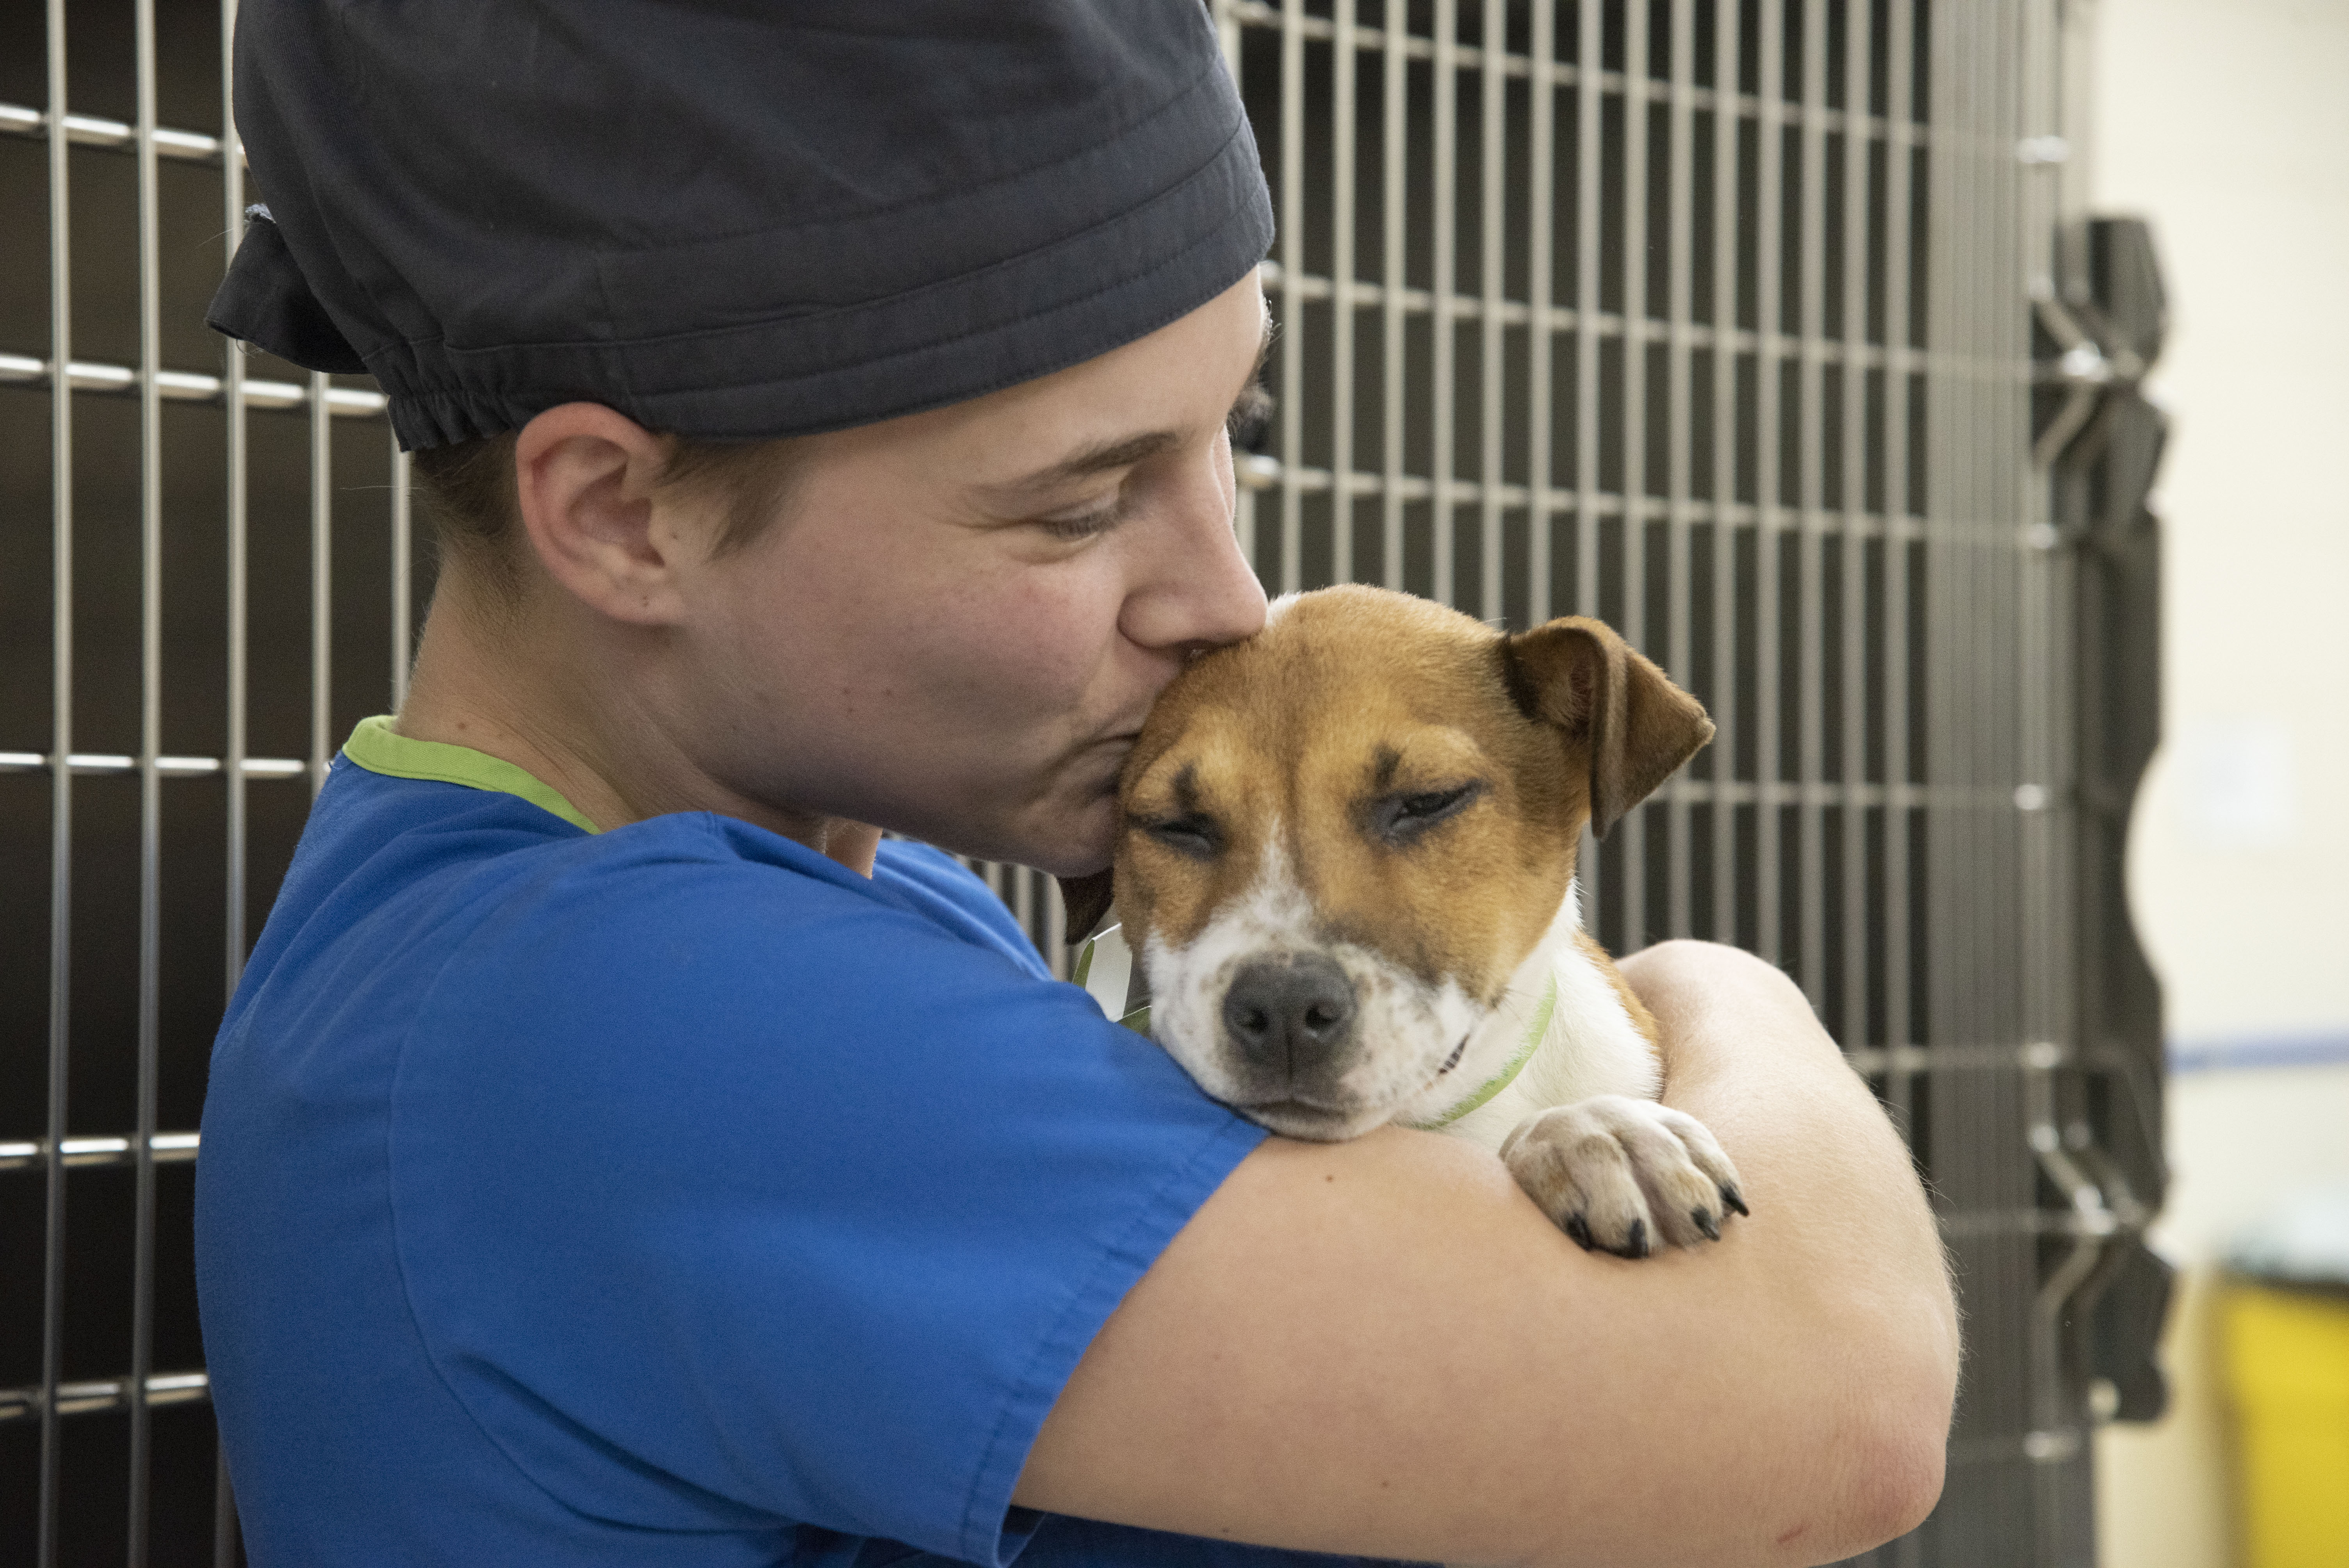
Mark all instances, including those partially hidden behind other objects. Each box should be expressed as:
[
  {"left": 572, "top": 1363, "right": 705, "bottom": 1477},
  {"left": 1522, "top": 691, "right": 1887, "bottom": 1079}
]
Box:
[{"left": 1406, "top": 970, "right": 1560, "bottom": 1131}]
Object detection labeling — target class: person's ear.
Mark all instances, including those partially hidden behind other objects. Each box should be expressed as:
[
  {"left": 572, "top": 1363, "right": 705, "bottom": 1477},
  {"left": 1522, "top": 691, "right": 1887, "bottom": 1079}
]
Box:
[{"left": 512, "top": 402, "right": 688, "bottom": 626}]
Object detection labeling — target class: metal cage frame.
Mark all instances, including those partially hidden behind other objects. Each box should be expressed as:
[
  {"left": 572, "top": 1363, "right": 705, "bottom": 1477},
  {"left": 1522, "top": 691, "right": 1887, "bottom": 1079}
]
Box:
[{"left": 2, "top": 3, "right": 2162, "bottom": 1564}]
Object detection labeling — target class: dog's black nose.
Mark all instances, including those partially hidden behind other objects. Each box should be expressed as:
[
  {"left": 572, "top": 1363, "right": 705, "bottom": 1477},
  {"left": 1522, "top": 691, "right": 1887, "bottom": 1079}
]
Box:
[{"left": 1223, "top": 954, "right": 1357, "bottom": 1079}]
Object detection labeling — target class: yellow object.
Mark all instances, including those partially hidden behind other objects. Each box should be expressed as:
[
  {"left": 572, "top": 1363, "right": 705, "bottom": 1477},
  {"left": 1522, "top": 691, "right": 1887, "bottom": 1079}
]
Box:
[{"left": 2222, "top": 1281, "right": 2349, "bottom": 1568}]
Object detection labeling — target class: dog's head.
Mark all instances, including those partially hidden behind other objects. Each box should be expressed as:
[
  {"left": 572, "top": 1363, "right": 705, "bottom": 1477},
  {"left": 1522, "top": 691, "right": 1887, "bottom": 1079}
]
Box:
[{"left": 1061, "top": 585, "right": 1712, "bottom": 1140}]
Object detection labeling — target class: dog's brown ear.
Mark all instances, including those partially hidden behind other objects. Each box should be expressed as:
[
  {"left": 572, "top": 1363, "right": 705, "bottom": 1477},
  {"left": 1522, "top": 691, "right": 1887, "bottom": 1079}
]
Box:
[
  {"left": 1056, "top": 870, "right": 1117, "bottom": 946},
  {"left": 1503, "top": 617, "right": 1715, "bottom": 838}
]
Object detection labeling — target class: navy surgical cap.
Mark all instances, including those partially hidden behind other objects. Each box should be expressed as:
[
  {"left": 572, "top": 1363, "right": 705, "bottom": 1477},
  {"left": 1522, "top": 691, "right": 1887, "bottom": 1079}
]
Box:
[{"left": 207, "top": 2, "right": 1274, "bottom": 452}]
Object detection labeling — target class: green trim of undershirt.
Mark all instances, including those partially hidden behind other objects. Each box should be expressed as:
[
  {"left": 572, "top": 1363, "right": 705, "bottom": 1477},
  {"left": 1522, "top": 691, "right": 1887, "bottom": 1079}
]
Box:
[
  {"left": 1406, "top": 969, "right": 1561, "bottom": 1130},
  {"left": 341, "top": 715, "right": 600, "bottom": 836}
]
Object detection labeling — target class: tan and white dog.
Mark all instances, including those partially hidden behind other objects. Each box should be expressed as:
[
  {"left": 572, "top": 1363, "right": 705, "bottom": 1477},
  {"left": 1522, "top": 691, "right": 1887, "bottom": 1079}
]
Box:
[{"left": 1063, "top": 585, "right": 1747, "bottom": 1258}]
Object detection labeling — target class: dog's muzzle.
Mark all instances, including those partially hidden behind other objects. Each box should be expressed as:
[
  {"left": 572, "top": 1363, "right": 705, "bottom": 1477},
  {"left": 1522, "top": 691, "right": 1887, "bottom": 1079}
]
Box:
[{"left": 1220, "top": 952, "right": 1358, "bottom": 1085}]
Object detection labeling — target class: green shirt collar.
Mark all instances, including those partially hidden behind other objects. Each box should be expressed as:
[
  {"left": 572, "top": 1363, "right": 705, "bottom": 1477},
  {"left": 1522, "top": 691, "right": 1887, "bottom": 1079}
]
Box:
[{"left": 341, "top": 715, "right": 600, "bottom": 836}]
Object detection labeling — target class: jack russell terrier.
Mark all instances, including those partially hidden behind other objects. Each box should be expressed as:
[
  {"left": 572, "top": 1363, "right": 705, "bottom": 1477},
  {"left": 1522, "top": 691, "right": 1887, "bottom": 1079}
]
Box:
[{"left": 1062, "top": 585, "right": 1746, "bottom": 1258}]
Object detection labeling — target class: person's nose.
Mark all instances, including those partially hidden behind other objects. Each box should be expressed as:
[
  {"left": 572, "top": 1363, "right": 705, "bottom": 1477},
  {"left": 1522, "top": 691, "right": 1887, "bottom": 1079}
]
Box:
[{"left": 1120, "top": 437, "right": 1267, "bottom": 656}]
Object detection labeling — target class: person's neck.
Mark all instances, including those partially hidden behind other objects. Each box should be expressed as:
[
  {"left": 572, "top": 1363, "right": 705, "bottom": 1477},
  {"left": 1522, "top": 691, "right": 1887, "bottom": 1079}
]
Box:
[{"left": 394, "top": 575, "right": 882, "bottom": 876}]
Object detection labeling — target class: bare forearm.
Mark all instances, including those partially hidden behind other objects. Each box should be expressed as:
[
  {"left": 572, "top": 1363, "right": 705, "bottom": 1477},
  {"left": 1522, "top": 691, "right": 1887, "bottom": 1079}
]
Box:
[
  {"left": 1622, "top": 940, "right": 1959, "bottom": 1546},
  {"left": 1627, "top": 941, "right": 1950, "bottom": 1310},
  {"left": 1024, "top": 941, "right": 1957, "bottom": 1567}
]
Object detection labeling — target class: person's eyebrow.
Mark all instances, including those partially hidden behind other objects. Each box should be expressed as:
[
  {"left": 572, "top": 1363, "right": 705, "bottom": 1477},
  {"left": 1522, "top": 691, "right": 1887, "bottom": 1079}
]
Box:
[{"left": 993, "top": 319, "right": 1277, "bottom": 495}]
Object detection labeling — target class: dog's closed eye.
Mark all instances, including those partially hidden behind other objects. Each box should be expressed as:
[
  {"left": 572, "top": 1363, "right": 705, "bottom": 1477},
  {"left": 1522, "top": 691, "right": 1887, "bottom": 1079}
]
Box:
[
  {"left": 1136, "top": 811, "right": 1222, "bottom": 859},
  {"left": 1363, "top": 782, "right": 1483, "bottom": 846}
]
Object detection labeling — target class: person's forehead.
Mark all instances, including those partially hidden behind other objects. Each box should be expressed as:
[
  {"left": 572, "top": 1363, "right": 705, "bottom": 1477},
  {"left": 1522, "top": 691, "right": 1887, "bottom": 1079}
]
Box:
[
  {"left": 808, "top": 281, "right": 1274, "bottom": 495},
  {"left": 975, "top": 310, "right": 1276, "bottom": 492}
]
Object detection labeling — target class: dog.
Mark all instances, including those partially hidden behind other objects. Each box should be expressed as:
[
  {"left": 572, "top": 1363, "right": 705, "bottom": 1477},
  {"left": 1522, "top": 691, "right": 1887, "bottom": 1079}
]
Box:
[{"left": 1062, "top": 585, "right": 1746, "bottom": 1258}]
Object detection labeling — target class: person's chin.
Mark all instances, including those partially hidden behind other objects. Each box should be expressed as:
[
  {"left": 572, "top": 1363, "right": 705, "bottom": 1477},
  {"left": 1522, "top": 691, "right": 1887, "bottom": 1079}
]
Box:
[
  {"left": 939, "top": 747, "right": 1126, "bottom": 876},
  {"left": 1025, "top": 793, "right": 1119, "bottom": 879}
]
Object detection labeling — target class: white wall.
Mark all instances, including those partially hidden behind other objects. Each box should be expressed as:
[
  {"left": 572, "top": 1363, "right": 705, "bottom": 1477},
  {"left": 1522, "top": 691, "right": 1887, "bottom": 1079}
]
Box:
[{"left": 2091, "top": 2, "right": 2349, "bottom": 1564}]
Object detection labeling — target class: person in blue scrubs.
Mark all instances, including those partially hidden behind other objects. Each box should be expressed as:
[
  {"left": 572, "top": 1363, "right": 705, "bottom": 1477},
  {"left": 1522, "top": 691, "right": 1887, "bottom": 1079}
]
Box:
[{"left": 199, "top": 5, "right": 1960, "bottom": 1565}]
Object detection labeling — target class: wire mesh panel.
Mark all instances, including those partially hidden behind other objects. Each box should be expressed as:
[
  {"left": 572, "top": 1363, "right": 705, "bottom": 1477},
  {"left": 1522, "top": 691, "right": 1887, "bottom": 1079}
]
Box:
[
  {"left": 0, "top": 3, "right": 412, "bottom": 1559},
  {"left": 1204, "top": 3, "right": 2117, "bottom": 1564},
  {"left": 0, "top": 2, "right": 2140, "bottom": 1564}
]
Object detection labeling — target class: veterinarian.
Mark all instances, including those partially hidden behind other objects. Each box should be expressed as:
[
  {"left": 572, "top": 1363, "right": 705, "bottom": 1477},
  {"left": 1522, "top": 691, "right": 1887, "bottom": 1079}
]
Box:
[{"left": 196, "top": 5, "right": 1958, "bottom": 1565}]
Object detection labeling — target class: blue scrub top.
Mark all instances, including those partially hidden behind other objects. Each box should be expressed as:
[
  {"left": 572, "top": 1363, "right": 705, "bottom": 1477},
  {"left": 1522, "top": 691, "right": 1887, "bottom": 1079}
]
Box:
[{"left": 197, "top": 720, "right": 1396, "bottom": 1566}]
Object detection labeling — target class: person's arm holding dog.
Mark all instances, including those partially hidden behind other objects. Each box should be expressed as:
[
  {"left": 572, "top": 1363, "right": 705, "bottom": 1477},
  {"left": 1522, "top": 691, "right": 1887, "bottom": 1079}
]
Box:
[{"left": 1019, "top": 937, "right": 1957, "bottom": 1568}]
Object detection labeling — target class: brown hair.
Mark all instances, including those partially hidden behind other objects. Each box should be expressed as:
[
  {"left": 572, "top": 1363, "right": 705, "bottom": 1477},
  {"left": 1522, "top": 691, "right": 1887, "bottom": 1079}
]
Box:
[{"left": 411, "top": 429, "right": 808, "bottom": 601}]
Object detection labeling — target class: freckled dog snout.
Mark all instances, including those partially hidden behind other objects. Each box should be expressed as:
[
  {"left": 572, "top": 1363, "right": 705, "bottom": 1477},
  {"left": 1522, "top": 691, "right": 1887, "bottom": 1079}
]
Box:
[{"left": 1222, "top": 954, "right": 1357, "bottom": 1078}]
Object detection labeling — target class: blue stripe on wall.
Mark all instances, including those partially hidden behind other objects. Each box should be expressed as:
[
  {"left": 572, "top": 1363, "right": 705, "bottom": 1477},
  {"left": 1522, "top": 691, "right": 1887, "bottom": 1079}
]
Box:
[{"left": 2168, "top": 1032, "right": 2349, "bottom": 1074}]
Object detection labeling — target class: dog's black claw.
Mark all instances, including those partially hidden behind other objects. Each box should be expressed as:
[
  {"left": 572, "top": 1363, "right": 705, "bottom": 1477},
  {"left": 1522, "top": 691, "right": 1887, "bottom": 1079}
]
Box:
[
  {"left": 1692, "top": 1206, "right": 1721, "bottom": 1242},
  {"left": 1720, "top": 1183, "right": 1750, "bottom": 1218},
  {"left": 1564, "top": 1213, "right": 1595, "bottom": 1251},
  {"left": 1615, "top": 1218, "right": 1650, "bottom": 1260}
]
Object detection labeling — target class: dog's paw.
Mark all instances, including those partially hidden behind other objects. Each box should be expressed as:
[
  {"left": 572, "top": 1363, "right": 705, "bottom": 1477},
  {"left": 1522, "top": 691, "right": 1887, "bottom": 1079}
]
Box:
[{"left": 1499, "top": 1096, "right": 1747, "bottom": 1257}]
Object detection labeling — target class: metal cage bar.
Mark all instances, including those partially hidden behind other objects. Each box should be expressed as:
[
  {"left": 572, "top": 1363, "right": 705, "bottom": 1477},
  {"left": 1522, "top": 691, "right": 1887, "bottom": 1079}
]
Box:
[
  {"left": 1836, "top": 0, "right": 1872, "bottom": 1088},
  {"left": 1379, "top": 0, "right": 1407, "bottom": 592},
  {"left": 1662, "top": 0, "right": 1697, "bottom": 944},
  {"left": 1572, "top": 0, "right": 1602, "bottom": 923},
  {"left": 1330, "top": 0, "right": 1358, "bottom": 585},
  {"left": 1476, "top": 0, "right": 1505, "bottom": 625},
  {"left": 1524, "top": 2, "right": 1556, "bottom": 629},
  {"left": 220, "top": 9, "right": 250, "bottom": 1548},
  {"left": 1793, "top": 0, "right": 1825, "bottom": 1005},
  {"left": 1617, "top": 0, "right": 1651, "bottom": 947},
  {"left": 1754, "top": 0, "right": 1786, "bottom": 968},
  {"left": 1707, "top": 0, "right": 1739, "bottom": 951},
  {"left": 1277, "top": 0, "right": 1305, "bottom": 595},
  {"left": 219, "top": 10, "right": 250, "bottom": 1553},
  {"left": 1795, "top": 0, "right": 1827, "bottom": 1007},
  {"left": 1430, "top": 0, "right": 1459, "bottom": 608},
  {"left": 38, "top": 0, "right": 75, "bottom": 1559},
  {"left": 1882, "top": 0, "right": 1919, "bottom": 1166},
  {"left": 130, "top": 1, "right": 165, "bottom": 1557}
]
